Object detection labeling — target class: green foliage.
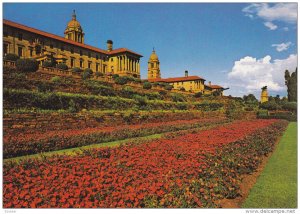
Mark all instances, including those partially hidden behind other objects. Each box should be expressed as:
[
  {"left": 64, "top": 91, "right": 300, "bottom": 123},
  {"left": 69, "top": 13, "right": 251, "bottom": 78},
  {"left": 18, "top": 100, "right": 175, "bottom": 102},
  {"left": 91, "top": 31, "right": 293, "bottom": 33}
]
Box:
[
  {"left": 4, "top": 88, "right": 137, "bottom": 111},
  {"left": 143, "top": 82, "right": 152, "bottom": 90},
  {"left": 285, "top": 68, "right": 297, "bottom": 102},
  {"left": 68, "top": 99, "right": 78, "bottom": 113},
  {"left": 115, "top": 76, "right": 128, "bottom": 85},
  {"left": 16, "top": 58, "right": 39, "bottom": 73},
  {"left": 4, "top": 53, "right": 20, "bottom": 61},
  {"left": 195, "top": 101, "right": 224, "bottom": 111},
  {"left": 257, "top": 109, "right": 268, "bottom": 116},
  {"left": 51, "top": 76, "right": 62, "bottom": 84},
  {"left": 82, "top": 68, "right": 93, "bottom": 80},
  {"left": 95, "top": 71, "right": 104, "bottom": 77},
  {"left": 164, "top": 84, "right": 173, "bottom": 91},
  {"left": 36, "top": 82, "right": 54, "bottom": 93},
  {"left": 112, "top": 74, "right": 119, "bottom": 80},
  {"left": 171, "top": 93, "right": 186, "bottom": 102},
  {"left": 260, "top": 101, "right": 279, "bottom": 111},
  {"left": 194, "top": 92, "right": 202, "bottom": 98},
  {"left": 42, "top": 60, "right": 55, "bottom": 68},
  {"left": 225, "top": 100, "right": 243, "bottom": 119},
  {"left": 133, "top": 95, "right": 147, "bottom": 109},
  {"left": 282, "top": 102, "right": 297, "bottom": 113},
  {"left": 72, "top": 67, "right": 82, "bottom": 73},
  {"left": 56, "top": 63, "right": 68, "bottom": 71}
]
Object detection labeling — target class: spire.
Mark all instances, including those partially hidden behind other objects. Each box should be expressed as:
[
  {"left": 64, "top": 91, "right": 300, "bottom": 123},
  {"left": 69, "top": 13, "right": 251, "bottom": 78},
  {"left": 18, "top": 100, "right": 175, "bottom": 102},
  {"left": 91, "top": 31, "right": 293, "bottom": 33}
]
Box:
[
  {"left": 72, "top": 10, "right": 76, "bottom": 20},
  {"left": 153, "top": 47, "right": 155, "bottom": 52}
]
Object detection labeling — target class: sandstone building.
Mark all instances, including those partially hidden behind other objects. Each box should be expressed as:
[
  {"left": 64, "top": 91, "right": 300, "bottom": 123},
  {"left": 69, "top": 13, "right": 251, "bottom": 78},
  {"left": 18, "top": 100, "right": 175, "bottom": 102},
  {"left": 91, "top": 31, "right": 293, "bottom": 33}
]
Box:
[
  {"left": 3, "top": 10, "right": 142, "bottom": 78},
  {"left": 147, "top": 50, "right": 226, "bottom": 94}
]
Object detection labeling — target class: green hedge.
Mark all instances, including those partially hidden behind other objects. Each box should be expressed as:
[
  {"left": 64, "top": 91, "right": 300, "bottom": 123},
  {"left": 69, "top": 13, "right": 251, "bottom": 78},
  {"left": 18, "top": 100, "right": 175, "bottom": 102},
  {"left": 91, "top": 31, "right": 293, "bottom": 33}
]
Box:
[
  {"left": 4, "top": 88, "right": 137, "bottom": 111},
  {"left": 257, "top": 114, "right": 297, "bottom": 122}
]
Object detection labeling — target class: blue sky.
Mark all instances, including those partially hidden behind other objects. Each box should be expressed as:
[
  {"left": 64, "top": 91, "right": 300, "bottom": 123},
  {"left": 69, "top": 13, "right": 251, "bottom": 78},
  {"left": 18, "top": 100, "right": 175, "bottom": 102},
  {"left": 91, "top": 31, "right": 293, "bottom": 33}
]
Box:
[{"left": 3, "top": 3, "right": 297, "bottom": 98}]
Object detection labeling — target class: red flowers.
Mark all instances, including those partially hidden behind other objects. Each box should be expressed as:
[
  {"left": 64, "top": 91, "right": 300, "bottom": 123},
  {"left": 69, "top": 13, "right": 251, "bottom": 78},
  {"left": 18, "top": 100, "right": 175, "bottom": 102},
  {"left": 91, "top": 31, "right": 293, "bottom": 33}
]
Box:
[{"left": 3, "top": 119, "right": 286, "bottom": 208}]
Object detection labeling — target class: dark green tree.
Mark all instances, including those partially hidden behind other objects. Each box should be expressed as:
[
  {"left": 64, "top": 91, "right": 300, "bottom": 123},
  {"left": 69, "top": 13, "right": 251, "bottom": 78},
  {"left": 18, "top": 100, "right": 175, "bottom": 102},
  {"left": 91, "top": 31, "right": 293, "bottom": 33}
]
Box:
[{"left": 285, "top": 68, "right": 297, "bottom": 102}]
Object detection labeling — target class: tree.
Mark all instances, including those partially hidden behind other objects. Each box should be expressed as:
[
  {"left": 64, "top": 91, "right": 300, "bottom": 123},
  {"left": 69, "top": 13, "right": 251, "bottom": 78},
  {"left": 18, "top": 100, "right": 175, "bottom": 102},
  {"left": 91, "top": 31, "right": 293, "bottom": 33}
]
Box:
[
  {"left": 243, "top": 94, "right": 258, "bottom": 104},
  {"left": 285, "top": 68, "right": 297, "bottom": 102},
  {"left": 16, "top": 58, "right": 39, "bottom": 73}
]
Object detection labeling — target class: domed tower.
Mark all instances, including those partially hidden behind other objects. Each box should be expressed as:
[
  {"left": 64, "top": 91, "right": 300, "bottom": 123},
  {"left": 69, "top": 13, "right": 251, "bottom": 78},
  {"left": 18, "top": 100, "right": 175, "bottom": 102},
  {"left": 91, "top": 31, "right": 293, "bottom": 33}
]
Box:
[
  {"left": 148, "top": 48, "right": 161, "bottom": 80},
  {"left": 261, "top": 86, "right": 269, "bottom": 103},
  {"left": 64, "top": 10, "right": 84, "bottom": 43}
]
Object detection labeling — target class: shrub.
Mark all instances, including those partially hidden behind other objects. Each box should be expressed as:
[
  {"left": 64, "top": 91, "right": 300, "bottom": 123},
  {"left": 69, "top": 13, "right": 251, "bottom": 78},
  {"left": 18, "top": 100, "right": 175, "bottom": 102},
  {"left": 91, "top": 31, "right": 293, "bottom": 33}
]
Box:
[
  {"left": 51, "top": 76, "right": 62, "bottom": 84},
  {"left": 68, "top": 99, "right": 78, "bottom": 113},
  {"left": 36, "top": 82, "right": 54, "bottom": 93},
  {"left": 282, "top": 102, "right": 297, "bottom": 113},
  {"left": 194, "top": 92, "right": 202, "bottom": 98},
  {"left": 121, "top": 86, "right": 135, "bottom": 98},
  {"left": 16, "top": 58, "right": 39, "bottom": 73},
  {"left": 4, "top": 53, "right": 19, "bottom": 61},
  {"left": 143, "top": 82, "right": 152, "bottom": 90},
  {"left": 257, "top": 109, "right": 268, "bottom": 116},
  {"left": 179, "top": 87, "right": 185, "bottom": 91},
  {"left": 133, "top": 95, "right": 147, "bottom": 108},
  {"left": 42, "top": 60, "right": 55, "bottom": 68},
  {"left": 95, "top": 71, "right": 104, "bottom": 77},
  {"left": 260, "top": 101, "right": 279, "bottom": 111},
  {"left": 115, "top": 76, "right": 128, "bottom": 85},
  {"left": 171, "top": 93, "right": 186, "bottom": 102},
  {"left": 72, "top": 67, "right": 82, "bottom": 73},
  {"left": 112, "top": 74, "right": 119, "bottom": 80},
  {"left": 56, "top": 63, "right": 68, "bottom": 71},
  {"left": 164, "top": 84, "right": 173, "bottom": 91},
  {"left": 82, "top": 68, "right": 93, "bottom": 80}
]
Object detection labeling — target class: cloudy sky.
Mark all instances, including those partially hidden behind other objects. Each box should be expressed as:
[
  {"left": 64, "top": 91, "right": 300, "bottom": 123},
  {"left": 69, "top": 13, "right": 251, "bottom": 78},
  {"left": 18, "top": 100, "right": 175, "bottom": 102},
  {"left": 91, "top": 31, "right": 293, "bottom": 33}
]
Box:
[{"left": 3, "top": 3, "right": 297, "bottom": 98}]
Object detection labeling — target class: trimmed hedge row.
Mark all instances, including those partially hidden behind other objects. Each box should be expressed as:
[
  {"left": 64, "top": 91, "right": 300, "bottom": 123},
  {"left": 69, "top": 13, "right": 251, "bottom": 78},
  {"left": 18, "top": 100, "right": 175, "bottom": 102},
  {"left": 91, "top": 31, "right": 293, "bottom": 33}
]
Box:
[
  {"left": 257, "top": 114, "right": 297, "bottom": 122},
  {"left": 4, "top": 88, "right": 225, "bottom": 112}
]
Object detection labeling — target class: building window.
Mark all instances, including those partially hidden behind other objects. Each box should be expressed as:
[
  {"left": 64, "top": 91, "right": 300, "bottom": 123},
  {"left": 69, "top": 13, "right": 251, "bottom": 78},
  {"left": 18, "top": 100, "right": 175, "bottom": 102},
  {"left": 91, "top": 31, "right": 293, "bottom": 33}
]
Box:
[
  {"left": 3, "top": 43, "right": 9, "bottom": 55},
  {"left": 71, "top": 48, "right": 74, "bottom": 54},
  {"left": 35, "top": 45, "right": 41, "bottom": 55},
  {"left": 50, "top": 44, "right": 53, "bottom": 49},
  {"left": 151, "top": 63, "right": 154, "bottom": 68},
  {"left": 80, "top": 60, "right": 83, "bottom": 68},
  {"left": 4, "top": 32, "right": 8, "bottom": 37},
  {"left": 96, "top": 63, "right": 99, "bottom": 72},
  {"left": 96, "top": 55, "right": 99, "bottom": 60},
  {"left": 68, "top": 34, "right": 71, "bottom": 39},
  {"left": 88, "top": 52, "right": 91, "bottom": 58},
  {"left": 88, "top": 62, "right": 91, "bottom": 69},
  {"left": 18, "top": 33, "right": 23, "bottom": 41},
  {"left": 18, "top": 46, "right": 23, "bottom": 57},
  {"left": 71, "top": 58, "right": 75, "bottom": 68},
  {"left": 30, "top": 48, "right": 33, "bottom": 57},
  {"left": 80, "top": 50, "right": 83, "bottom": 56},
  {"left": 111, "top": 58, "right": 113, "bottom": 62}
]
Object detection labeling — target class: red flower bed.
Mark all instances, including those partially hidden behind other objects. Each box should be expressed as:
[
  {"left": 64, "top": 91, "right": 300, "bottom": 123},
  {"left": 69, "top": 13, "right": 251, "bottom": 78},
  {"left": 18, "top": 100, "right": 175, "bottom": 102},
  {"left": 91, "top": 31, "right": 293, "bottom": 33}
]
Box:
[
  {"left": 4, "top": 118, "right": 226, "bottom": 158},
  {"left": 3, "top": 119, "right": 287, "bottom": 208}
]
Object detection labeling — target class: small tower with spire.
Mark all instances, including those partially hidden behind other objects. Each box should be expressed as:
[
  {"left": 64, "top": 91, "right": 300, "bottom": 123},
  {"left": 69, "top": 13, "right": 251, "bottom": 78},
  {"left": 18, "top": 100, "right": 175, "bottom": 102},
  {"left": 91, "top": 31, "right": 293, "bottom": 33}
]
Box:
[
  {"left": 148, "top": 48, "right": 161, "bottom": 80},
  {"left": 64, "top": 10, "right": 85, "bottom": 43},
  {"left": 261, "top": 86, "right": 269, "bottom": 103}
]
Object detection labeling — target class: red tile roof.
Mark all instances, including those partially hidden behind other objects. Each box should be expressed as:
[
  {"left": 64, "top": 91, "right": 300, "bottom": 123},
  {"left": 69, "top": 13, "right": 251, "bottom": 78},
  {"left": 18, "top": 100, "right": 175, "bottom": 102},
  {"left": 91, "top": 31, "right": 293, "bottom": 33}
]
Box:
[
  {"left": 3, "top": 19, "right": 142, "bottom": 57},
  {"left": 149, "top": 75, "right": 205, "bottom": 83},
  {"left": 205, "top": 84, "right": 225, "bottom": 89}
]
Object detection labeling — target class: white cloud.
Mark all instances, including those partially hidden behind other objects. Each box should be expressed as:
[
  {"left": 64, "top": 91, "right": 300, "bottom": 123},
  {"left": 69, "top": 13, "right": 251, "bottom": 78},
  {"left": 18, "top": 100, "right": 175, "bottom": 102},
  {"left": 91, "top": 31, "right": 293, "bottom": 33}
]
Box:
[
  {"left": 272, "top": 42, "right": 292, "bottom": 52},
  {"left": 243, "top": 3, "right": 297, "bottom": 23},
  {"left": 227, "top": 54, "right": 297, "bottom": 97},
  {"left": 264, "top": 21, "right": 278, "bottom": 30},
  {"left": 243, "top": 3, "right": 297, "bottom": 30}
]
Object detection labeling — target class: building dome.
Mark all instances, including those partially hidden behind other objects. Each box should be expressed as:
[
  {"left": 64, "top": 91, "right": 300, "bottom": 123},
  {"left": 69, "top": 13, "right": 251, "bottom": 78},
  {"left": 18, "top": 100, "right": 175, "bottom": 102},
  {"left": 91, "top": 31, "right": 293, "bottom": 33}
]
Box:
[
  {"left": 66, "top": 19, "right": 82, "bottom": 29},
  {"left": 65, "top": 10, "right": 82, "bottom": 32},
  {"left": 149, "top": 49, "right": 159, "bottom": 61}
]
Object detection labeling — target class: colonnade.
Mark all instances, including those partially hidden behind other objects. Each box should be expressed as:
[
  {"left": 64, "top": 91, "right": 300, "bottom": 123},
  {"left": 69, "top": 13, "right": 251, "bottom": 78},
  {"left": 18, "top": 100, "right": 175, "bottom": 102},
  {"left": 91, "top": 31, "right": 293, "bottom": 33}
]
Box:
[{"left": 116, "top": 55, "right": 140, "bottom": 73}]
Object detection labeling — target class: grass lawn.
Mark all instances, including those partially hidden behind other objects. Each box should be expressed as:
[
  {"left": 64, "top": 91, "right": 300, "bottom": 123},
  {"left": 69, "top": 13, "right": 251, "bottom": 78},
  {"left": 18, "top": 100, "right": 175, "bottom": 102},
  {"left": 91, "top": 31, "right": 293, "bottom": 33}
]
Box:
[{"left": 242, "top": 122, "right": 297, "bottom": 208}]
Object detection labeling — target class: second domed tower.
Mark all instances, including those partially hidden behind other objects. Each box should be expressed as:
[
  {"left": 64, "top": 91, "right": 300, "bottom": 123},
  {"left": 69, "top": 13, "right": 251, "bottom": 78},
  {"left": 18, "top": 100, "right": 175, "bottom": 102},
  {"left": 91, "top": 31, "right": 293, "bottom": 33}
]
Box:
[
  {"left": 148, "top": 49, "right": 161, "bottom": 79},
  {"left": 64, "top": 10, "right": 84, "bottom": 43}
]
